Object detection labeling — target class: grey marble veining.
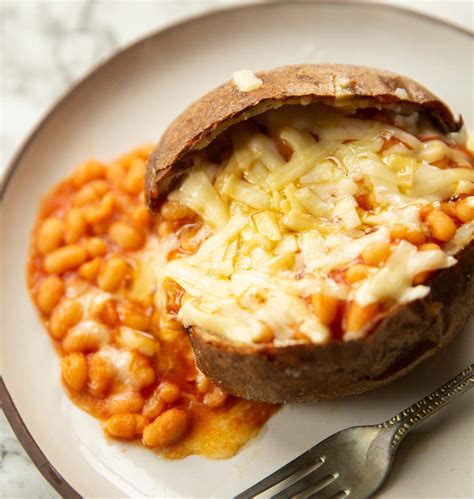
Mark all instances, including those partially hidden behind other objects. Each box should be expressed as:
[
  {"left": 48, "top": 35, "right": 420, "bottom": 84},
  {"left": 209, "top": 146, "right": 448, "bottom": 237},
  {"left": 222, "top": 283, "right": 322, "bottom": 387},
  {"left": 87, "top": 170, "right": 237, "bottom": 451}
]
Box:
[
  {"left": 1, "top": 2, "right": 232, "bottom": 496},
  {"left": 1, "top": 0, "right": 235, "bottom": 168},
  {"left": 0, "top": 1, "right": 471, "bottom": 498},
  {"left": 0, "top": 412, "right": 60, "bottom": 498}
]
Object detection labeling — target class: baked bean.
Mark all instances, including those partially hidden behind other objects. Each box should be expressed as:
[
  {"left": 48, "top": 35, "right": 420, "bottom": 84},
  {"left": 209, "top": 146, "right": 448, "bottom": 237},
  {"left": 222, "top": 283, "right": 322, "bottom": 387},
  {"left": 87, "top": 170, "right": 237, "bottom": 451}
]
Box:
[
  {"left": 136, "top": 144, "right": 154, "bottom": 160},
  {"left": 61, "top": 353, "right": 88, "bottom": 391},
  {"left": 128, "top": 352, "right": 156, "bottom": 389},
  {"left": 142, "top": 391, "right": 166, "bottom": 420},
  {"left": 142, "top": 408, "right": 190, "bottom": 448},
  {"left": 454, "top": 197, "right": 474, "bottom": 223},
  {"left": 254, "top": 324, "right": 275, "bottom": 343},
  {"left": 105, "top": 413, "right": 147, "bottom": 439},
  {"left": 159, "top": 382, "right": 181, "bottom": 404},
  {"left": 106, "top": 161, "right": 126, "bottom": 187},
  {"left": 78, "top": 257, "right": 101, "bottom": 282},
  {"left": 160, "top": 200, "right": 194, "bottom": 221},
  {"left": 117, "top": 327, "right": 159, "bottom": 357},
  {"left": 84, "top": 193, "right": 115, "bottom": 224},
  {"left": 405, "top": 228, "right": 426, "bottom": 245},
  {"left": 345, "top": 302, "right": 379, "bottom": 332},
  {"left": 111, "top": 193, "right": 134, "bottom": 214},
  {"left": 62, "top": 322, "right": 109, "bottom": 353},
  {"left": 390, "top": 224, "right": 407, "bottom": 241},
  {"left": 413, "top": 271, "right": 432, "bottom": 285},
  {"left": 440, "top": 201, "right": 456, "bottom": 217},
  {"left": 108, "top": 222, "right": 144, "bottom": 251},
  {"left": 37, "top": 276, "right": 64, "bottom": 314},
  {"left": 63, "top": 333, "right": 100, "bottom": 353},
  {"left": 88, "top": 353, "right": 114, "bottom": 397},
  {"left": 419, "top": 242, "right": 441, "bottom": 252},
  {"left": 136, "top": 414, "right": 149, "bottom": 435},
  {"left": 272, "top": 135, "right": 293, "bottom": 161},
  {"left": 361, "top": 242, "right": 391, "bottom": 265},
  {"left": 311, "top": 292, "right": 339, "bottom": 326},
  {"left": 420, "top": 205, "right": 434, "bottom": 220},
  {"left": 182, "top": 347, "right": 196, "bottom": 368},
  {"left": 74, "top": 184, "right": 100, "bottom": 206},
  {"left": 88, "top": 179, "right": 109, "bottom": 196},
  {"left": 119, "top": 153, "right": 136, "bottom": 170},
  {"left": 107, "top": 391, "right": 144, "bottom": 415},
  {"left": 131, "top": 205, "right": 153, "bottom": 229},
  {"left": 204, "top": 387, "right": 228, "bottom": 408},
  {"left": 124, "top": 158, "right": 145, "bottom": 194},
  {"left": 83, "top": 237, "right": 107, "bottom": 257},
  {"left": 50, "top": 299, "right": 83, "bottom": 339},
  {"left": 345, "top": 263, "right": 371, "bottom": 283},
  {"left": 413, "top": 243, "right": 441, "bottom": 283},
  {"left": 37, "top": 218, "right": 64, "bottom": 254},
  {"left": 155, "top": 354, "right": 176, "bottom": 375},
  {"left": 130, "top": 157, "right": 146, "bottom": 172},
  {"left": 426, "top": 209, "right": 456, "bottom": 241},
  {"left": 92, "top": 222, "right": 109, "bottom": 235},
  {"left": 72, "top": 159, "right": 106, "bottom": 186},
  {"left": 118, "top": 302, "right": 150, "bottom": 331},
  {"left": 64, "top": 208, "right": 87, "bottom": 244},
  {"left": 44, "top": 244, "right": 87, "bottom": 274},
  {"left": 98, "top": 257, "right": 129, "bottom": 292},
  {"left": 162, "top": 315, "right": 182, "bottom": 331}
]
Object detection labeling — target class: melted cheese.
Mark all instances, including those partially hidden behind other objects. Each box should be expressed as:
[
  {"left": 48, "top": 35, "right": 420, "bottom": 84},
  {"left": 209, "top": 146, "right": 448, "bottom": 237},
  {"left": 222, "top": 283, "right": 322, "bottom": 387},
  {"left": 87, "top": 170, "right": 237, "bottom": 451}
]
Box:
[
  {"left": 354, "top": 241, "right": 455, "bottom": 307},
  {"left": 156, "top": 105, "right": 473, "bottom": 344}
]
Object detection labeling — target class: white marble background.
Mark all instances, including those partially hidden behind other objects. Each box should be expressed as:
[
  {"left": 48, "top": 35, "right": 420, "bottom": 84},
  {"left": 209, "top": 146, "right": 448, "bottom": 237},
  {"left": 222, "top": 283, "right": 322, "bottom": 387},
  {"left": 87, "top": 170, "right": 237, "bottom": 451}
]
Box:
[{"left": 0, "top": 1, "right": 472, "bottom": 497}]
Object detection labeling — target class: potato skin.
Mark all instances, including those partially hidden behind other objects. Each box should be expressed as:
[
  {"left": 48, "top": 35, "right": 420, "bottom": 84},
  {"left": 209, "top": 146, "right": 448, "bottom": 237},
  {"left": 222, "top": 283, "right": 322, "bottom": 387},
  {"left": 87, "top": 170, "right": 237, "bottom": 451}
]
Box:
[
  {"left": 189, "top": 241, "right": 474, "bottom": 403},
  {"left": 146, "top": 64, "right": 461, "bottom": 210}
]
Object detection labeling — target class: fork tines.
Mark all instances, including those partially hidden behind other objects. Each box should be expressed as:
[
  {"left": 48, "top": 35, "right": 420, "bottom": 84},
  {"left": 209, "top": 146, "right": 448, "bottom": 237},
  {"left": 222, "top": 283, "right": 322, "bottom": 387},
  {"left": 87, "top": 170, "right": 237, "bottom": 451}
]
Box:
[{"left": 235, "top": 443, "right": 333, "bottom": 498}]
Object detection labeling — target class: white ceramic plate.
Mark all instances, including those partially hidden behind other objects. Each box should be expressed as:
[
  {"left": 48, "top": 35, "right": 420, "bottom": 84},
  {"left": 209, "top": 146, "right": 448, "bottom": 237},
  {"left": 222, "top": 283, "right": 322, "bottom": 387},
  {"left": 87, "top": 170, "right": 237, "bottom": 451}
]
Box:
[{"left": 1, "top": 3, "right": 473, "bottom": 498}]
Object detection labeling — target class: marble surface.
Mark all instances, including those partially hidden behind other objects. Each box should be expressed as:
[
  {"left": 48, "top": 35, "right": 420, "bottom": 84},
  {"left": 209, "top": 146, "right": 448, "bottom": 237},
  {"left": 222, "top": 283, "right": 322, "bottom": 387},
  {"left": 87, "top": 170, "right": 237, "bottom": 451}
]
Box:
[{"left": 0, "top": 1, "right": 471, "bottom": 498}]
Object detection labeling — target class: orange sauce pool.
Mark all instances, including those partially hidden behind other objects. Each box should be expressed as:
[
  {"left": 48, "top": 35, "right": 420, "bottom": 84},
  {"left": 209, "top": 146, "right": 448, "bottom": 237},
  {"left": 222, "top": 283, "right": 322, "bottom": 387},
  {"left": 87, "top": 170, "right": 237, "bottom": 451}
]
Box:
[{"left": 27, "top": 145, "right": 278, "bottom": 459}]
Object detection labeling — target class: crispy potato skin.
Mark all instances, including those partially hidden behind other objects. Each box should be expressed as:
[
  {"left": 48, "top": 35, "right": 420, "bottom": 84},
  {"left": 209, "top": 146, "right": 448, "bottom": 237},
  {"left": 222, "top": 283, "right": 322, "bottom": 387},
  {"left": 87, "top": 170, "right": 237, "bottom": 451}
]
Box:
[
  {"left": 146, "top": 64, "right": 461, "bottom": 210},
  {"left": 190, "top": 241, "right": 474, "bottom": 403}
]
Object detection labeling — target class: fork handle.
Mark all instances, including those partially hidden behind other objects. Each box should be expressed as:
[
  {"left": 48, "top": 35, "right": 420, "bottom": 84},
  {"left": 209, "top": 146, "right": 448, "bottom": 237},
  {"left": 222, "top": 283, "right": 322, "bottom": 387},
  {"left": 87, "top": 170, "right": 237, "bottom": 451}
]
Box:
[{"left": 378, "top": 364, "right": 474, "bottom": 448}]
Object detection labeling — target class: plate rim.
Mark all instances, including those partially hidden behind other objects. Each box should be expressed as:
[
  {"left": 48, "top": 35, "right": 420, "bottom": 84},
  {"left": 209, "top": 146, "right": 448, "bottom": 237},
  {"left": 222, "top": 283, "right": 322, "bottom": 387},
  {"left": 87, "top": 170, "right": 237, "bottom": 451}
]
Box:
[{"left": 0, "top": 2, "right": 472, "bottom": 497}]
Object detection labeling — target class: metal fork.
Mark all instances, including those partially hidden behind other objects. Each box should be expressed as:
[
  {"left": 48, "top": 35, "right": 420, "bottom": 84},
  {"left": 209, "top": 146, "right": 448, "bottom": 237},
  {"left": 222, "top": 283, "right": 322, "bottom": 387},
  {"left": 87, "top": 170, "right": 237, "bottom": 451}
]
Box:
[{"left": 236, "top": 364, "right": 474, "bottom": 499}]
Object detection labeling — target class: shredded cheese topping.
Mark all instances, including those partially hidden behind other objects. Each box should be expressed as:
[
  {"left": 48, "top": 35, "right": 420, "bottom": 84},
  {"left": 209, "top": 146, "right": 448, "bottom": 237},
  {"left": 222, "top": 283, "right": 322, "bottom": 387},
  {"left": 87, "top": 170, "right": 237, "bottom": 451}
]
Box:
[
  {"left": 232, "top": 69, "right": 263, "bottom": 92},
  {"left": 157, "top": 104, "right": 473, "bottom": 345}
]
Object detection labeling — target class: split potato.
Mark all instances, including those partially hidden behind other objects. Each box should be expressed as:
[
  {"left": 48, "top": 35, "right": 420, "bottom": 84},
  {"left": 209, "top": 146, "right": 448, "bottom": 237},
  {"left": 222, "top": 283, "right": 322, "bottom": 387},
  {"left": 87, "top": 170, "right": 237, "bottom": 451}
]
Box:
[{"left": 146, "top": 64, "right": 473, "bottom": 403}]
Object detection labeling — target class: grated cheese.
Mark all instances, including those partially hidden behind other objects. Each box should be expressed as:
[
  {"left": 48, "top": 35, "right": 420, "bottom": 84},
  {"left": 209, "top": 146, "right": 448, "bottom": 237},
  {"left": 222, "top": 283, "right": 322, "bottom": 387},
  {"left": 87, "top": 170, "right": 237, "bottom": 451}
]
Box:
[
  {"left": 232, "top": 69, "right": 263, "bottom": 92},
  {"left": 156, "top": 104, "right": 473, "bottom": 344}
]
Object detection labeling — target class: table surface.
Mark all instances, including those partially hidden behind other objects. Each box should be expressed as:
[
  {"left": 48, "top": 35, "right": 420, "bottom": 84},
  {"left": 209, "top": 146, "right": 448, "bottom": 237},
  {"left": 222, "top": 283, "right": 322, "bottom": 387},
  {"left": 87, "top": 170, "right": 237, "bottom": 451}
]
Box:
[{"left": 0, "top": 1, "right": 472, "bottom": 497}]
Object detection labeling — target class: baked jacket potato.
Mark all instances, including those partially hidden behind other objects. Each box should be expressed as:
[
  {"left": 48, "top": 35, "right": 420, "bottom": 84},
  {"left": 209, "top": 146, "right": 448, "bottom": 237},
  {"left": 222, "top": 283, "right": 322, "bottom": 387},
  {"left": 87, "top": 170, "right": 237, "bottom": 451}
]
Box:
[{"left": 146, "top": 64, "right": 474, "bottom": 403}]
